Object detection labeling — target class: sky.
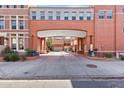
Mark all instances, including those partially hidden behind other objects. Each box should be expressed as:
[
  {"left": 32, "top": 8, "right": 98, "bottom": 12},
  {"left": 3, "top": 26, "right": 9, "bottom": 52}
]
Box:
[{"left": 0, "top": 0, "right": 123, "bottom": 5}]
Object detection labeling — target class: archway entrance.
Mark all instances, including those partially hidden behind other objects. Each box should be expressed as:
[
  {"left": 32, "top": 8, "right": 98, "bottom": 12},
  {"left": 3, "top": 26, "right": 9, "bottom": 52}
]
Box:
[
  {"left": 36, "top": 30, "right": 87, "bottom": 54},
  {"left": 46, "top": 36, "right": 82, "bottom": 52}
]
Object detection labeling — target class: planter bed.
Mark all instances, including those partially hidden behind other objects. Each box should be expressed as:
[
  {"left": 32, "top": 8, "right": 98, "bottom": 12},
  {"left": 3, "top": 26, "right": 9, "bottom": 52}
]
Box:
[{"left": 25, "top": 56, "right": 41, "bottom": 61}]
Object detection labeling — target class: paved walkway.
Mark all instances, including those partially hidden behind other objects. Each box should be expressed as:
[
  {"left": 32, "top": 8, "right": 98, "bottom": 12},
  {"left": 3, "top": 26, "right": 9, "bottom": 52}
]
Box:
[
  {"left": 0, "top": 80, "right": 72, "bottom": 88},
  {"left": 0, "top": 51, "right": 124, "bottom": 79}
]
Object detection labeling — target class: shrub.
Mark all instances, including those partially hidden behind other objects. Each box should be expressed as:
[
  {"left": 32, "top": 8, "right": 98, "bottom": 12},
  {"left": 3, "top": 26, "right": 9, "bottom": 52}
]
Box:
[
  {"left": 20, "top": 55, "right": 26, "bottom": 61},
  {"left": 46, "top": 39, "right": 53, "bottom": 51},
  {"left": 3, "top": 53, "right": 20, "bottom": 62},
  {"left": 25, "top": 49, "right": 39, "bottom": 57},
  {"left": 3, "top": 53, "right": 10, "bottom": 61},
  {"left": 104, "top": 53, "right": 113, "bottom": 58}
]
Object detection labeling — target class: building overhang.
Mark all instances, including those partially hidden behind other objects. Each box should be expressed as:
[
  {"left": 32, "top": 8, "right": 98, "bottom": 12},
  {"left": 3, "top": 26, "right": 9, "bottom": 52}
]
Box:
[{"left": 37, "top": 30, "right": 86, "bottom": 38}]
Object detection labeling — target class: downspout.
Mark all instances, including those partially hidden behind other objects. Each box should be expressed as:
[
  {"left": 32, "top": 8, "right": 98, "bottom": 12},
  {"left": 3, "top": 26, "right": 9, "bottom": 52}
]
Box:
[{"left": 114, "top": 5, "right": 117, "bottom": 57}]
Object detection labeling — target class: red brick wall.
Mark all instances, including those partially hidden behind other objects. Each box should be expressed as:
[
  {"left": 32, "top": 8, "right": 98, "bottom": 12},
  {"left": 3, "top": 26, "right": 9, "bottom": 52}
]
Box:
[
  {"left": 94, "top": 5, "right": 116, "bottom": 53},
  {"left": 29, "top": 20, "right": 94, "bottom": 51}
]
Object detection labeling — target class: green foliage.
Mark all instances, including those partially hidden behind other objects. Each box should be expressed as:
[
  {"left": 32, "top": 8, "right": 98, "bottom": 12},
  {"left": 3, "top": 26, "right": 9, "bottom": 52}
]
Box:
[
  {"left": 3, "top": 53, "right": 20, "bottom": 62},
  {"left": 25, "top": 49, "right": 38, "bottom": 57},
  {"left": 104, "top": 53, "right": 113, "bottom": 58},
  {"left": 46, "top": 39, "right": 53, "bottom": 51}
]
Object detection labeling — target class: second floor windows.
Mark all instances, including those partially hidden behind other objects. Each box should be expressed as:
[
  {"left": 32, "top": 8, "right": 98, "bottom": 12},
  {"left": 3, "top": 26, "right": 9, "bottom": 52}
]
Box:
[
  {"left": 48, "top": 11, "right": 53, "bottom": 20},
  {"left": 32, "top": 11, "right": 36, "bottom": 20},
  {"left": 31, "top": 10, "right": 93, "bottom": 20},
  {"left": 64, "top": 12, "right": 69, "bottom": 20},
  {"left": 72, "top": 12, "right": 76, "bottom": 20},
  {"left": 56, "top": 11, "right": 61, "bottom": 20},
  {"left": 0, "top": 20, "right": 4, "bottom": 29},
  {"left": 79, "top": 12, "right": 84, "bottom": 20},
  {"left": 87, "top": 12, "right": 92, "bottom": 20},
  {"left": 40, "top": 11, "right": 45, "bottom": 20},
  {"left": 11, "top": 20, "right": 16, "bottom": 29},
  {"left": 98, "top": 11, "right": 105, "bottom": 19},
  {"left": 107, "top": 11, "right": 112, "bottom": 19},
  {"left": 98, "top": 10, "right": 113, "bottom": 19},
  {"left": 19, "top": 20, "right": 24, "bottom": 29}
]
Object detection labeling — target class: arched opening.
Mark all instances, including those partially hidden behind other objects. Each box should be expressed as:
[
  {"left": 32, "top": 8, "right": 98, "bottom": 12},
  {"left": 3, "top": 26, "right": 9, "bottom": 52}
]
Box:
[{"left": 35, "top": 30, "right": 87, "bottom": 54}]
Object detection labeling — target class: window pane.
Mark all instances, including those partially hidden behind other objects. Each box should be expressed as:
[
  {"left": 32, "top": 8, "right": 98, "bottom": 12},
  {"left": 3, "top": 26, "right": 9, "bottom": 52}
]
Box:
[
  {"left": 64, "top": 17, "right": 68, "bottom": 20},
  {"left": 40, "top": 11, "right": 45, "bottom": 20},
  {"left": 72, "top": 16, "right": 76, "bottom": 20},
  {"left": 107, "top": 11, "right": 112, "bottom": 19},
  {"left": 48, "top": 11, "right": 53, "bottom": 20},
  {"left": 20, "top": 5, "right": 24, "bottom": 8},
  {"left": 0, "top": 37, "right": 4, "bottom": 45},
  {"left": 19, "top": 20, "right": 24, "bottom": 29},
  {"left": 0, "top": 20, "right": 4, "bottom": 29},
  {"left": 19, "top": 38, "right": 24, "bottom": 50},
  {"left": 79, "top": 12, "right": 84, "bottom": 20},
  {"left": 56, "top": 16, "right": 60, "bottom": 20},
  {"left": 11, "top": 20, "right": 16, "bottom": 29},
  {"left": 98, "top": 11, "right": 105, "bottom": 19},
  {"left": 32, "top": 11, "right": 36, "bottom": 20},
  {"left": 12, "top": 37, "right": 16, "bottom": 50}
]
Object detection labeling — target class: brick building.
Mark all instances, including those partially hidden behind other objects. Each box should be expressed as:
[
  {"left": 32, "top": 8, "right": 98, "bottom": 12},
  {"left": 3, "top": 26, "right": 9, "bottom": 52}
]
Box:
[{"left": 0, "top": 5, "right": 124, "bottom": 57}]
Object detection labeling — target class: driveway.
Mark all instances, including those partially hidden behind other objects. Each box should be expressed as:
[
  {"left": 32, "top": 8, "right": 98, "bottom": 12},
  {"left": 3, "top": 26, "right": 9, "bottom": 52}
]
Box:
[{"left": 0, "top": 51, "right": 124, "bottom": 79}]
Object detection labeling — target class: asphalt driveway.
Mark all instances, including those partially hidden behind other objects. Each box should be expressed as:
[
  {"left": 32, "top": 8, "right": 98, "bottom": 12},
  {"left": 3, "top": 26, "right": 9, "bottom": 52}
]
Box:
[{"left": 0, "top": 52, "right": 124, "bottom": 79}]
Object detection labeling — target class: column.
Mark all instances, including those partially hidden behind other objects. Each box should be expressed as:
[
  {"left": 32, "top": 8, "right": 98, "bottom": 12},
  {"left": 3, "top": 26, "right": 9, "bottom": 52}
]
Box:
[
  {"left": 9, "top": 34, "right": 11, "bottom": 48},
  {"left": 16, "top": 33, "right": 19, "bottom": 51},
  {"left": 40, "top": 38, "right": 42, "bottom": 53},
  {"left": 90, "top": 35, "right": 93, "bottom": 51}
]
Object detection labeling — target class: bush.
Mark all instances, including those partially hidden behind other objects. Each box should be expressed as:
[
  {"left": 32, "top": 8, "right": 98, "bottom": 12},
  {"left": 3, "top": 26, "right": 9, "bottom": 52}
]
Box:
[
  {"left": 119, "top": 55, "right": 124, "bottom": 60},
  {"left": 3, "top": 53, "right": 20, "bottom": 62},
  {"left": 104, "top": 53, "right": 113, "bottom": 58},
  {"left": 25, "top": 49, "right": 39, "bottom": 57},
  {"left": 3, "top": 53, "right": 10, "bottom": 61}
]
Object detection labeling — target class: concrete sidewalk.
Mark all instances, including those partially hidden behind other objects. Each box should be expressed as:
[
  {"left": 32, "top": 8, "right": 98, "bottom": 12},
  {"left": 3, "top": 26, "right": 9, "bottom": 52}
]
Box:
[
  {"left": 0, "top": 80, "right": 72, "bottom": 88},
  {"left": 0, "top": 52, "right": 124, "bottom": 79}
]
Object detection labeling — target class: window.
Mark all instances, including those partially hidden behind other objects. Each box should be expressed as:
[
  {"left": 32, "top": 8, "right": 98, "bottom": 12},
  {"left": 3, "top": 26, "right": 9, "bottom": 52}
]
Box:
[
  {"left": 48, "top": 11, "right": 53, "bottom": 20},
  {"left": 0, "top": 20, "right": 4, "bottom": 29},
  {"left": 6, "top": 5, "right": 9, "bottom": 8},
  {"left": 19, "top": 20, "right": 24, "bottom": 29},
  {"left": 40, "top": 11, "right": 45, "bottom": 20},
  {"left": 11, "top": 20, "right": 16, "bottom": 29},
  {"left": 0, "top": 37, "right": 4, "bottom": 45},
  {"left": 56, "top": 16, "right": 60, "bottom": 20},
  {"left": 20, "top": 5, "right": 24, "bottom": 8},
  {"left": 14, "top": 5, "right": 16, "bottom": 8},
  {"left": 122, "top": 22, "right": 124, "bottom": 33},
  {"left": 19, "top": 38, "right": 24, "bottom": 50},
  {"left": 0, "top": 5, "right": 2, "bottom": 8},
  {"left": 64, "top": 12, "right": 69, "bottom": 20},
  {"left": 32, "top": 11, "right": 36, "bottom": 20},
  {"left": 64, "top": 17, "right": 68, "bottom": 20},
  {"left": 107, "top": 11, "right": 112, "bottom": 19},
  {"left": 72, "top": 12, "right": 77, "bottom": 20},
  {"left": 72, "top": 16, "right": 76, "bottom": 20},
  {"left": 87, "top": 12, "right": 92, "bottom": 20},
  {"left": 12, "top": 37, "right": 16, "bottom": 50},
  {"left": 79, "top": 12, "right": 84, "bottom": 20},
  {"left": 98, "top": 11, "right": 105, "bottom": 19},
  {"left": 122, "top": 6, "right": 124, "bottom": 13},
  {"left": 56, "top": 11, "right": 61, "bottom": 20}
]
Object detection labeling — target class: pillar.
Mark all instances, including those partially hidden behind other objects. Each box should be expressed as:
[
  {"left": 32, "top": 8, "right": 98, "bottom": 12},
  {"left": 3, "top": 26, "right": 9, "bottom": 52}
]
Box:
[{"left": 90, "top": 35, "right": 93, "bottom": 51}]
